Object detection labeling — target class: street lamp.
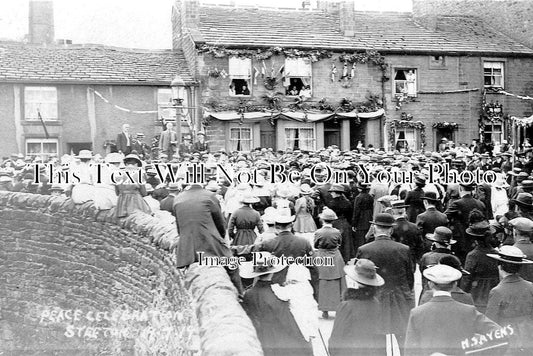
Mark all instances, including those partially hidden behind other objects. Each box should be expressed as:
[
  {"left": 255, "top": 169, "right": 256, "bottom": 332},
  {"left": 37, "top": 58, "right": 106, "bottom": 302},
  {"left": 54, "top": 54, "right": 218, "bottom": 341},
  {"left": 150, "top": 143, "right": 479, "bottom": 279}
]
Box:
[{"left": 171, "top": 74, "right": 186, "bottom": 143}]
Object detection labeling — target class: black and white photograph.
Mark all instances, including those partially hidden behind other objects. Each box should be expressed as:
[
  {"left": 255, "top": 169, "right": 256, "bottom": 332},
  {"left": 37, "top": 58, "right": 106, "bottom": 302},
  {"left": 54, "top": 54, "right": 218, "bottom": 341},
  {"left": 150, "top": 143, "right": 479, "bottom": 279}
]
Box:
[{"left": 1, "top": 0, "right": 533, "bottom": 355}]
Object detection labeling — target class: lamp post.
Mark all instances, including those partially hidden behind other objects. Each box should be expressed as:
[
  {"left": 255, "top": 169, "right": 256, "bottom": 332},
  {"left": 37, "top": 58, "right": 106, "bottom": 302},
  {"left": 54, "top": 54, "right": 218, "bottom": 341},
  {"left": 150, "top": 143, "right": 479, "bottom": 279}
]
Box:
[{"left": 171, "top": 74, "right": 186, "bottom": 144}]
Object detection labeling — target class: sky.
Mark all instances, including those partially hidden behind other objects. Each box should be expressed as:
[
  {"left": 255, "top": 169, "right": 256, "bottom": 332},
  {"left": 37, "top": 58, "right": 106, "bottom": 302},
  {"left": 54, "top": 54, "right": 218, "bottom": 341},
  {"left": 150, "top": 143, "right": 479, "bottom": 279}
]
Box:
[{"left": 0, "top": 0, "right": 412, "bottom": 49}]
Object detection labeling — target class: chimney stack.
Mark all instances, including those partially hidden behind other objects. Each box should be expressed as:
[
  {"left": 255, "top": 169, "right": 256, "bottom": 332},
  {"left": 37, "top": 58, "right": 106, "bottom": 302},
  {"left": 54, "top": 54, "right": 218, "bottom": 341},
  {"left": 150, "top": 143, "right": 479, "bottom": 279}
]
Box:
[{"left": 29, "top": 0, "right": 55, "bottom": 45}]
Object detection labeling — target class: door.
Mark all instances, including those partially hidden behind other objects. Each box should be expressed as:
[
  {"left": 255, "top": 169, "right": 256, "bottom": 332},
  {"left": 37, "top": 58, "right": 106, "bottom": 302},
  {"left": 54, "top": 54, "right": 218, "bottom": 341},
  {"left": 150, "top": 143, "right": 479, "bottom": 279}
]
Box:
[{"left": 260, "top": 120, "right": 276, "bottom": 149}]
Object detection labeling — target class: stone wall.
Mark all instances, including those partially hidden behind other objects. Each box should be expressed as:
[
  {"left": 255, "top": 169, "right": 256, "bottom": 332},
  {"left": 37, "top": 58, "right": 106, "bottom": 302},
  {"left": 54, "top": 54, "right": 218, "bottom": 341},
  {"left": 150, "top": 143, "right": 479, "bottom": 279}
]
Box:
[{"left": 0, "top": 191, "right": 261, "bottom": 356}]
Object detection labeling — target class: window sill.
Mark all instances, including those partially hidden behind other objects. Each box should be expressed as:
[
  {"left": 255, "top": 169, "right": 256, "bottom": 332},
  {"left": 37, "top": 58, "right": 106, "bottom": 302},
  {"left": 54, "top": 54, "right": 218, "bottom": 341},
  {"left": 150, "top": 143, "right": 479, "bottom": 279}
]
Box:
[
  {"left": 22, "top": 120, "right": 62, "bottom": 126},
  {"left": 229, "top": 94, "right": 252, "bottom": 98}
]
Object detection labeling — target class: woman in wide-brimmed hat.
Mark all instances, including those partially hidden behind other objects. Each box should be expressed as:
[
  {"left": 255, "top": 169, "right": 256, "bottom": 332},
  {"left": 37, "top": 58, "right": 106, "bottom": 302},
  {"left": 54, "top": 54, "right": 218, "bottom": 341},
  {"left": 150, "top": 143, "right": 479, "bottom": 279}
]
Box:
[
  {"left": 462, "top": 217, "right": 499, "bottom": 313},
  {"left": 115, "top": 153, "right": 151, "bottom": 218},
  {"left": 228, "top": 193, "right": 264, "bottom": 250},
  {"left": 328, "top": 259, "right": 387, "bottom": 356},
  {"left": 293, "top": 183, "right": 317, "bottom": 234},
  {"left": 314, "top": 208, "right": 345, "bottom": 319}
]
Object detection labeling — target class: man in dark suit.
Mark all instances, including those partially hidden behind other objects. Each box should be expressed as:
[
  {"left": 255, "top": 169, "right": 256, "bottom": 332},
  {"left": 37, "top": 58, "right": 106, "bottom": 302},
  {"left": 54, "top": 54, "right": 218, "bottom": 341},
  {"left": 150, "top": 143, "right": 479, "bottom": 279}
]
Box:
[
  {"left": 356, "top": 213, "right": 415, "bottom": 346},
  {"left": 191, "top": 132, "right": 209, "bottom": 153},
  {"left": 173, "top": 182, "right": 243, "bottom": 295},
  {"left": 416, "top": 191, "right": 449, "bottom": 253},
  {"left": 405, "top": 264, "right": 501, "bottom": 356},
  {"left": 160, "top": 182, "right": 180, "bottom": 214},
  {"left": 445, "top": 183, "right": 486, "bottom": 263},
  {"left": 390, "top": 200, "right": 424, "bottom": 267},
  {"left": 351, "top": 182, "right": 374, "bottom": 250},
  {"left": 116, "top": 123, "right": 132, "bottom": 155},
  {"left": 159, "top": 122, "right": 178, "bottom": 159},
  {"left": 405, "top": 175, "right": 426, "bottom": 223}
]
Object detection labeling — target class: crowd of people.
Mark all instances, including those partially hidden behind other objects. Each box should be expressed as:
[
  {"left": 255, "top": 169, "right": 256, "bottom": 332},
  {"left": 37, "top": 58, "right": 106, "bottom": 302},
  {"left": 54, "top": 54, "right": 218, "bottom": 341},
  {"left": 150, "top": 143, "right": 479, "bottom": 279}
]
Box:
[{"left": 3, "top": 139, "right": 533, "bottom": 355}]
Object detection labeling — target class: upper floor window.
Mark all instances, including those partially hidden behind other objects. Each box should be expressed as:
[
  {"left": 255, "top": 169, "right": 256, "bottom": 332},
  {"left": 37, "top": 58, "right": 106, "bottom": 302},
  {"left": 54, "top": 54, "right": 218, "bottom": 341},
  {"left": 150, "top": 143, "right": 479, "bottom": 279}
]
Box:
[
  {"left": 394, "top": 69, "right": 417, "bottom": 97},
  {"left": 157, "top": 88, "right": 174, "bottom": 121},
  {"left": 25, "top": 87, "right": 58, "bottom": 120},
  {"left": 228, "top": 57, "right": 252, "bottom": 96},
  {"left": 284, "top": 58, "right": 312, "bottom": 97},
  {"left": 484, "top": 61, "right": 504, "bottom": 88}
]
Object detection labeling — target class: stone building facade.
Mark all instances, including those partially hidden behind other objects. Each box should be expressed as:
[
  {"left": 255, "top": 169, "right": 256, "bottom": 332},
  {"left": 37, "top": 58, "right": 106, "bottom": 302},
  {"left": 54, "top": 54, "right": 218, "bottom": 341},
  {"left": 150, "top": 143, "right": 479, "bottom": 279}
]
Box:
[{"left": 172, "top": 0, "right": 533, "bottom": 152}]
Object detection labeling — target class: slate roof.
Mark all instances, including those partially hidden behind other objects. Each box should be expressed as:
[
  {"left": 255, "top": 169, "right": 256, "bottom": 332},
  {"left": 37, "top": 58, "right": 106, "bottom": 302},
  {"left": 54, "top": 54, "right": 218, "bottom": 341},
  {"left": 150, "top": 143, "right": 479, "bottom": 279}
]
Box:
[
  {"left": 0, "top": 43, "right": 194, "bottom": 85},
  {"left": 196, "top": 6, "right": 533, "bottom": 55}
]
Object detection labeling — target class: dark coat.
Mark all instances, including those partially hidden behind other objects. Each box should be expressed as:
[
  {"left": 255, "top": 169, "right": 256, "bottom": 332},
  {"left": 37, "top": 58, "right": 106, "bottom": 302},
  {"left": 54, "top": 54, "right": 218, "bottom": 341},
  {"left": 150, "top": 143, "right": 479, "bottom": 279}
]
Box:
[
  {"left": 228, "top": 205, "right": 263, "bottom": 246},
  {"left": 418, "top": 286, "right": 475, "bottom": 306},
  {"left": 159, "top": 194, "right": 175, "bottom": 213},
  {"left": 242, "top": 280, "right": 313, "bottom": 356},
  {"left": 392, "top": 217, "right": 424, "bottom": 264},
  {"left": 445, "top": 194, "right": 486, "bottom": 260},
  {"left": 405, "top": 187, "right": 425, "bottom": 223},
  {"left": 328, "top": 288, "right": 386, "bottom": 356},
  {"left": 356, "top": 236, "right": 415, "bottom": 338},
  {"left": 352, "top": 191, "right": 374, "bottom": 230},
  {"left": 463, "top": 245, "right": 500, "bottom": 313},
  {"left": 416, "top": 207, "right": 449, "bottom": 236},
  {"left": 173, "top": 185, "right": 231, "bottom": 268},
  {"left": 314, "top": 226, "right": 344, "bottom": 280},
  {"left": 514, "top": 241, "right": 533, "bottom": 283},
  {"left": 329, "top": 195, "right": 355, "bottom": 262},
  {"left": 116, "top": 132, "right": 132, "bottom": 154},
  {"left": 405, "top": 295, "right": 501, "bottom": 356},
  {"left": 486, "top": 274, "right": 533, "bottom": 354}
]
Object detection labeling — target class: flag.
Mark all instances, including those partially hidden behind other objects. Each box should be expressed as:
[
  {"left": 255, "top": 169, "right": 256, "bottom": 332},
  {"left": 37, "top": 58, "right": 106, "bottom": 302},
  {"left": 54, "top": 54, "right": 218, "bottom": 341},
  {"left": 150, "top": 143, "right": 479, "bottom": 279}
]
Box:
[{"left": 37, "top": 110, "right": 50, "bottom": 139}]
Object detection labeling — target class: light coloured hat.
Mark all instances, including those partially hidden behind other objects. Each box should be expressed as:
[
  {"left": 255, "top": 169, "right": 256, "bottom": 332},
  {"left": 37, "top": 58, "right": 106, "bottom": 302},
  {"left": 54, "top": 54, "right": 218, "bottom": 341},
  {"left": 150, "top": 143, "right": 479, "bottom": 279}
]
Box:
[
  {"left": 262, "top": 208, "right": 277, "bottom": 225},
  {"left": 509, "top": 217, "right": 533, "bottom": 232},
  {"left": 344, "top": 259, "right": 385, "bottom": 287},
  {"left": 105, "top": 152, "right": 123, "bottom": 164},
  {"left": 300, "top": 183, "right": 313, "bottom": 195},
  {"left": 319, "top": 208, "right": 338, "bottom": 221},
  {"left": 239, "top": 252, "right": 286, "bottom": 279},
  {"left": 487, "top": 245, "right": 533, "bottom": 264},
  {"left": 145, "top": 184, "right": 154, "bottom": 193},
  {"left": 274, "top": 209, "right": 295, "bottom": 224},
  {"left": 241, "top": 193, "right": 260, "bottom": 204},
  {"left": 205, "top": 180, "right": 219, "bottom": 192},
  {"left": 77, "top": 150, "right": 93, "bottom": 160},
  {"left": 423, "top": 264, "right": 462, "bottom": 284}
]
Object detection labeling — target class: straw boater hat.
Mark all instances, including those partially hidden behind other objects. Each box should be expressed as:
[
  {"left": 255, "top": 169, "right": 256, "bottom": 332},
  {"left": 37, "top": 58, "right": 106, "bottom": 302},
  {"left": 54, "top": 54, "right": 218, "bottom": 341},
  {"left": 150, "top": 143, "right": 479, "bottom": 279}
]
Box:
[
  {"left": 241, "top": 193, "right": 260, "bottom": 204},
  {"left": 319, "top": 208, "right": 338, "bottom": 221},
  {"left": 344, "top": 259, "right": 385, "bottom": 287},
  {"left": 274, "top": 209, "right": 295, "bottom": 224},
  {"left": 370, "top": 213, "right": 395, "bottom": 227},
  {"left": 487, "top": 246, "right": 533, "bottom": 264},
  {"left": 262, "top": 207, "right": 278, "bottom": 225},
  {"left": 239, "top": 252, "right": 286, "bottom": 279},
  {"left": 76, "top": 150, "right": 93, "bottom": 160},
  {"left": 423, "top": 264, "right": 462, "bottom": 284},
  {"left": 426, "top": 226, "right": 456, "bottom": 245}
]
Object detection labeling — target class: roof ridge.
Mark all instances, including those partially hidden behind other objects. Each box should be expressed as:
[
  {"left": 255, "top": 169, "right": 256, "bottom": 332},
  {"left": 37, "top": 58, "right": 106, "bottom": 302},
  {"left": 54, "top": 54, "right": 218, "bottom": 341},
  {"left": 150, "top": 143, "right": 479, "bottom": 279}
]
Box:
[
  {"left": 0, "top": 41, "right": 175, "bottom": 53},
  {"left": 199, "top": 3, "right": 323, "bottom": 12}
]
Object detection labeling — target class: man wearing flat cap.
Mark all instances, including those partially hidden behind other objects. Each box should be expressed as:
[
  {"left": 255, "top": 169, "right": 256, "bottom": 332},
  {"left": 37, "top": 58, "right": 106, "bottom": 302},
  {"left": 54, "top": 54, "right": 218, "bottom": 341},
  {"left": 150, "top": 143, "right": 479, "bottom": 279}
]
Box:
[
  {"left": 510, "top": 217, "right": 533, "bottom": 282},
  {"left": 356, "top": 213, "right": 414, "bottom": 347},
  {"left": 405, "top": 264, "right": 501, "bottom": 356},
  {"left": 486, "top": 246, "right": 533, "bottom": 355}
]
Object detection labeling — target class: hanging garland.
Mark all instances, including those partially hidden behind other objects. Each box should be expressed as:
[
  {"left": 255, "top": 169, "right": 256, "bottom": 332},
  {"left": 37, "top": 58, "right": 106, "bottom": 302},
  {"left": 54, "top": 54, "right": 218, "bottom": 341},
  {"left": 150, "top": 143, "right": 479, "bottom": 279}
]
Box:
[
  {"left": 198, "top": 45, "right": 333, "bottom": 62},
  {"left": 388, "top": 120, "right": 426, "bottom": 150},
  {"left": 432, "top": 122, "right": 459, "bottom": 130},
  {"left": 338, "top": 50, "right": 388, "bottom": 72}
]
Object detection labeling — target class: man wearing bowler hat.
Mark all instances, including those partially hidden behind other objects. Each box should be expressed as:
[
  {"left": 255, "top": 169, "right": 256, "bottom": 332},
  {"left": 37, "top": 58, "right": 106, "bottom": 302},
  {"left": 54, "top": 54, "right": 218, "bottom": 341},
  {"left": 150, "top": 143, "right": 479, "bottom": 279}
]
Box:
[
  {"left": 416, "top": 191, "right": 448, "bottom": 252},
  {"left": 486, "top": 246, "right": 533, "bottom": 355},
  {"left": 356, "top": 213, "right": 414, "bottom": 346},
  {"left": 445, "top": 182, "right": 486, "bottom": 263},
  {"left": 405, "top": 264, "right": 501, "bottom": 356}
]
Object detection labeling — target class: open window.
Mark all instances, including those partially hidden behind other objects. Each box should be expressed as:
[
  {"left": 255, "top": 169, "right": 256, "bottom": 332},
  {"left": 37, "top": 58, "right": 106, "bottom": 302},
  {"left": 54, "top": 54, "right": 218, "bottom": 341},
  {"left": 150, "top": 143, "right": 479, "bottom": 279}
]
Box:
[
  {"left": 228, "top": 57, "right": 252, "bottom": 96},
  {"left": 394, "top": 69, "right": 417, "bottom": 97},
  {"left": 284, "top": 58, "right": 312, "bottom": 97}
]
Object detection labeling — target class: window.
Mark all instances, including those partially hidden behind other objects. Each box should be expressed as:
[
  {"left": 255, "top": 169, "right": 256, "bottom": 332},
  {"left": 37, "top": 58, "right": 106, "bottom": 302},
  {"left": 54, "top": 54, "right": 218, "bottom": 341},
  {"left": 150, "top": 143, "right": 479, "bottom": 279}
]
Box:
[
  {"left": 484, "top": 62, "right": 504, "bottom": 88},
  {"left": 285, "top": 126, "right": 315, "bottom": 151},
  {"left": 229, "top": 127, "right": 252, "bottom": 151},
  {"left": 157, "top": 88, "right": 175, "bottom": 121},
  {"left": 484, "top": 123, "right": 502, "bottom": 143},
  {"left": 395, "top": 128, "right": 418, "bottom": 151},
  {"left": 394, "top": 69, "right": 417, "bottom": 97},
  {"left": 430, "top": 55, "right": 446, "bottom": 68},
  {"left": 284, "top": 58, "right": 312, "bottom": 96},
  {"left": 228, "top": 57, "right": 252, "bottom": 96},
  {"left": 24, "top": 87, "right": 58, "bottom": 120},
  {"left": 26, "top": 138, "right": 58, "bottom": 160}
]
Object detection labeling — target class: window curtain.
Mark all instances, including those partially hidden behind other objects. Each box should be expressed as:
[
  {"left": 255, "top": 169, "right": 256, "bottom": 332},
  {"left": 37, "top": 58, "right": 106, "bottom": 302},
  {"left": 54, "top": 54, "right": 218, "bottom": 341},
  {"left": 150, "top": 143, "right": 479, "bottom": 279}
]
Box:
[
  {"left": 230, "top": 128, "right": 240, "bottom": 151},
  {"left": 299, "top": 128, "right": 314, "bottom": 150},
  {"left": 241, "top": 128, "right": 251, "bottom": 151},
  {"left": 285, "top": 128, "right": 297, "bottom": 149}
]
